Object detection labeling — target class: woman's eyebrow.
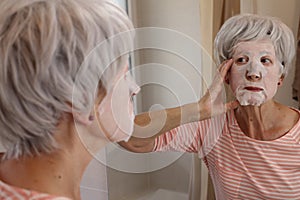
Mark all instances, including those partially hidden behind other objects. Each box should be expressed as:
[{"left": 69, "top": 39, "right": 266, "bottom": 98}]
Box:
[
  {"left": 258, "top": 51, "right": 275, "bottom": 57},
  {"left": 232, "top": 51, "right": 250, "bottom": 56}
]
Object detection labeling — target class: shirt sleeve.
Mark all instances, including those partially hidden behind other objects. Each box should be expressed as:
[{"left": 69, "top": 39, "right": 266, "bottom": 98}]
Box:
[{"left": 153, "top": 113, "right": 227, "bottom": 155}]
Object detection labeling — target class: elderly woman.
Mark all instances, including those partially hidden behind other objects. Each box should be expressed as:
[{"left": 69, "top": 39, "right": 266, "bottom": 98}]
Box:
[
  {"left": 0, "top": 0, "right": 139, "bottom": 199},
  {"left": 121, "top": 14, "right": 299, "bottom": 199}
]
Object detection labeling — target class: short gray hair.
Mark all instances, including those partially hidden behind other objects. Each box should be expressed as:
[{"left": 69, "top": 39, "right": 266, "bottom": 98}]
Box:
[
  {"left": 0, "top": 0, "right": 134, "bottom": 159},
  {"left": 214, "top": 14, "right": 295, "bottom": 76}
]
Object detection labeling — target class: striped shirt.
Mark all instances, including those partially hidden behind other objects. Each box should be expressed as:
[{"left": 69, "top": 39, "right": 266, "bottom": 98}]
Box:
[
  {"left": 0, "top": 180, "right": 71, "bottom": 200},
  {"left": 154, "top": 108, "right": 300, "bottom": 200}
]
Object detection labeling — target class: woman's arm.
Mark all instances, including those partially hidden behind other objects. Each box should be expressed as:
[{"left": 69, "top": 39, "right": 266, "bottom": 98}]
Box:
[{"left": 119, "top": 59, "right": 237, "bottom": 152}]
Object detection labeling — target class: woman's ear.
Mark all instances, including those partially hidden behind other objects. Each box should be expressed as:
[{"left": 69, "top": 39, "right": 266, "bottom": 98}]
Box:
[
  {"left": 73, "top": 82, "right": 107, "bottom": 126},
  {"left": 73, "top": 112, "right": 94, "bottom": 126},
  {"left": 277, "top": 75, "right": 284, "bottom": 86},
  {"left": 66, "top": 101, "right": 94, "bottom": 126}
]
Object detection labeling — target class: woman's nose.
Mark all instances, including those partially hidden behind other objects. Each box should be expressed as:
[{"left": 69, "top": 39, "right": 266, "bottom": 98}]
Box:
[{"left": 246, "top": 70, "right": 262, "bottom": 81}]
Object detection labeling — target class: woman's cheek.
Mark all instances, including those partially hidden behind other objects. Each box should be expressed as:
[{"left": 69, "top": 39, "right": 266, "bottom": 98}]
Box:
[
  {"left": 229, "top": 66, "right": 245, "bottom": 93},
  {"left": 263, "top": 71, "right": 280, "bottom": 100}
]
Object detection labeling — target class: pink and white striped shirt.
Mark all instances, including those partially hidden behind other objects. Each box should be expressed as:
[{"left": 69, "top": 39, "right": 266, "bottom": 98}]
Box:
[
  {"left": 0, "top": 180, "right": 71, "bottom": 200},
  {"left": 154, "top": 108, "right": 300, "bottom": 200}
]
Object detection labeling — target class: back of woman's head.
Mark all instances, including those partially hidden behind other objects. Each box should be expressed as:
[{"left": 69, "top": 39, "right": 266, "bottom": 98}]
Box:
[
  {"left": 0, "top": 0, "right": 134, "bottom": 159},
  {"left": 214, "top": 13, "right": 295, "bottom": 77}
]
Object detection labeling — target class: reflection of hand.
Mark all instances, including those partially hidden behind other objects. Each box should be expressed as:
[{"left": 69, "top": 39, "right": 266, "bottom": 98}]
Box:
[{"left": 199, "top": 59, "right": 239, "bottom": 120}]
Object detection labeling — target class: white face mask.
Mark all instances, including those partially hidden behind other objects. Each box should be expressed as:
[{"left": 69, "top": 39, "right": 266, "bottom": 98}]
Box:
[
  {"left": 97, "top": 69, "right": 140, "bottom": 142},
  {"left": 229, "top": 40, "right": 283, "bottom": 106}
]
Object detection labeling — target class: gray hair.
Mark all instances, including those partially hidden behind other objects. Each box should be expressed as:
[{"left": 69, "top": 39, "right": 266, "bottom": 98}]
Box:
[
  {"left": 214, "top": 14, "right": 295, "bottom": 77},
  {"left": 0, "top": 0, "right": 134, "bottom": 159}
]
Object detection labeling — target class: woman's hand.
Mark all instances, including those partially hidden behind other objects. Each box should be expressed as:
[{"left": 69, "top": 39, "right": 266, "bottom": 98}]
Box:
[
  {"left": 198, "top": 59, "right": 239, "bottom": 120},
  {"left": 121, "top": 59, "right": 239, "bottom": 153}
]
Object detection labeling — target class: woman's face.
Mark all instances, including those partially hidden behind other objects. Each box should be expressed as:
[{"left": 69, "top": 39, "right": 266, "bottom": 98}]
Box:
[
  {"left": 229, "top": 40, "right": 283, "bottom": 106},
  {"left": 96, "top": 66, "right": 140, "bottom": 142}
]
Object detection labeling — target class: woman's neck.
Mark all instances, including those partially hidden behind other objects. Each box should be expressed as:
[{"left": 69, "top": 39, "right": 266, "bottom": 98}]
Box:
[
  {"left": 234, "top": 100, "right": 298, "bottom": 140},
  {"left": 0, "top": 118, "right": 107, "bottom": 200},
  {"left": 0, "top": 150, "right": 84, "bottom": 199}
]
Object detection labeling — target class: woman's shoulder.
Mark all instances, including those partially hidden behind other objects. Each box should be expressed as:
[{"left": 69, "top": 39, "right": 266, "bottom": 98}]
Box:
[
  {"left": 275, "top": 104, "right": 300, "bottom": 138},
  {"left": 0, "top": 180, "right": 72, "bottom": 200},
  {"left": 287, "top": 106, "right": 300, "bottom": 128},
  {"left": 284, "top": 106, "right": 300, "bottom": 125},
  {"left": 264, "top": 102, "right": 299, "bottom": 126}
]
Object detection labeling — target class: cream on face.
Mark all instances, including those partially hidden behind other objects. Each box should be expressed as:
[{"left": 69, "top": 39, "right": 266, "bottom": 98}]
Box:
[
  {"left": 229, "top": 40, "right": 283, "bottom": 106},
  {"left": 97, "top": 68, "right": 140, "bottom": 142}
]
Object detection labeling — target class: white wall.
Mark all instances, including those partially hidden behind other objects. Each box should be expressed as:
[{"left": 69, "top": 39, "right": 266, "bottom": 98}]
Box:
[
  {"left": 132, "top": 0, "right": 202, "bottom": 197},
  {"left": 133, "top": 0, "right": 202, "bottom": 111},
  {"left": 241, "top": 0, "right": 300, "bottom": 107}
]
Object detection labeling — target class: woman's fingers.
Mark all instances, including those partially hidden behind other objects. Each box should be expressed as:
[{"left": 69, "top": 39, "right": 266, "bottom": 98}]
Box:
[
  {"left": 218, "top": 58, "right": 233, "bottom": 78},
  {"left": 225, "top": 100, "right": 239, "bottom": 111},
  {"left": 209, "top": 59, "right": 233, "bottom": 97}
]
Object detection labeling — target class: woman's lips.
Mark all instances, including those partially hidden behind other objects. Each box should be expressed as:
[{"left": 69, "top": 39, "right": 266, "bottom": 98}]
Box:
[{"left": 244, "top": 86, "right": 263, "bottom": 92}]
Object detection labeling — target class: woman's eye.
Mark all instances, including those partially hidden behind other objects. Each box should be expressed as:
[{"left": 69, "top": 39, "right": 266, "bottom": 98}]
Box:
[
  {"left": 235, "top": 57, "right": 248, "bottom": 64},
  {"left": 261, "top": 57, "right": 272, "bottom": 65}
]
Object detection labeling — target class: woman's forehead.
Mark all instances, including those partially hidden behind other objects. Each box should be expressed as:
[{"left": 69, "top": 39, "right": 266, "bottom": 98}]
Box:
[{"left": 233, "top": 40, "right": 275, "bottom": 56}]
